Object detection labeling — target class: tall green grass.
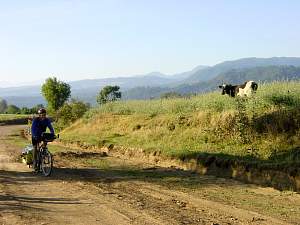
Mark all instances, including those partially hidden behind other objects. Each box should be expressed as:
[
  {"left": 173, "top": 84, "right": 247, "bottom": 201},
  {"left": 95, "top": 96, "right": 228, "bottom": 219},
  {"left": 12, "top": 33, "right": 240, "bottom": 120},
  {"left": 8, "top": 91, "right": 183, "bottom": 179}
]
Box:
[
  {"left": 62, "top": 81, "right": 300, "bottom": 163},
  {"left": 85, "top": 81, "right": 300, "bottom": 117},
  {"left": 0, "top": 114, "right": 29, "bottom": 122}
]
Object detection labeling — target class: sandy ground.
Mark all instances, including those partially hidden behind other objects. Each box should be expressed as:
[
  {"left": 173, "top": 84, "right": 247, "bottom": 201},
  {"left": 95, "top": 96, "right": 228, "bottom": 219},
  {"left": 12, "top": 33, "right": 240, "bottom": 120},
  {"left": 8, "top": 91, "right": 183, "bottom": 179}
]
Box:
[{"left": 0, "top": 125, "right": 298, "bottom": 225}]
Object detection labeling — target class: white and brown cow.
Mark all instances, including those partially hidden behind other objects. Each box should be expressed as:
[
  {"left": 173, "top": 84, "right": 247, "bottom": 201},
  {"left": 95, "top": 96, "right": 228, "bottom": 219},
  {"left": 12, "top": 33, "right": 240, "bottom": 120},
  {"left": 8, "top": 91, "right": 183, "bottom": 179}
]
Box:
[{"left": 219, "top": 81, "right": 258, "bottom": 97}]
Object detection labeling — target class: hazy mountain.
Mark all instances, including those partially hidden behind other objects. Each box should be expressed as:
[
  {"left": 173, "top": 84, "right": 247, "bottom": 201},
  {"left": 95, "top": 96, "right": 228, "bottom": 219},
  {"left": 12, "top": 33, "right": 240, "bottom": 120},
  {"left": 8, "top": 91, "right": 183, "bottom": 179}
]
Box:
[
  {"left": 4, "top": 96, "right": 46, "bottom": 108},
  {"left": 69, "top": 72, "right": 171, "bottom": 90},
  {"left": 0, "top": 85, "right": 41, "bottom": 97},
  {"left": 0, "top": 71, "right": 190, "bottom": 107},
  {"left": 169, "top": 65, "right": 208, "bottom": 81},
  {"left": 124, "top": 65, "right": 300, "bottom": 99},
  {"left": 184, "top": 57, "right": 300, "bottom": 83},
  {"left": 122, "top": 86, "right": 168, "bottom": 100},
  {"left": 2, "top": 57, "right": 300, "bottom": 107},
  {"left": 172, "top": 65, "right": 300, "bottom": 94},
  {"left": 213, "top": 65, "right": 300, "bottom": 84}
]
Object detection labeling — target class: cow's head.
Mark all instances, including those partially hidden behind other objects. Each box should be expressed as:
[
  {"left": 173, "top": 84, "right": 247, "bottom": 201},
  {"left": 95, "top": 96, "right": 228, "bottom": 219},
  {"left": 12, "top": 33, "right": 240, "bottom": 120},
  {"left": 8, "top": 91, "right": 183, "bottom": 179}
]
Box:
[
  {"left": 219, "top": 84, "right": 233, "bottom": 96},
  {"left": 251, "top": 81, "right": 258, "bottom": 92}
]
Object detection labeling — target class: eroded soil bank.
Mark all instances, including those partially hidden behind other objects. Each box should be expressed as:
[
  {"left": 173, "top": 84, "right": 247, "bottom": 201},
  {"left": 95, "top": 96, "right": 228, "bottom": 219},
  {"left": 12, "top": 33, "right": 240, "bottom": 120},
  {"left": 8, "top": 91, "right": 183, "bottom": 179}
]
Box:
[{"left": 59, "top": 139, "right": 300, "bottom": 192}]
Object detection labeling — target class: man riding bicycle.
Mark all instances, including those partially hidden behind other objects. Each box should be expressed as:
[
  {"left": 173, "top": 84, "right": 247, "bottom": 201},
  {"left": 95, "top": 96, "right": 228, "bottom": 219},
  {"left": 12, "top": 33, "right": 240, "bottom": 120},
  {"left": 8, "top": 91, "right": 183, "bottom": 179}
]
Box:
[{"left": 31, "top": 108, "right": 55, "bottom": 171}]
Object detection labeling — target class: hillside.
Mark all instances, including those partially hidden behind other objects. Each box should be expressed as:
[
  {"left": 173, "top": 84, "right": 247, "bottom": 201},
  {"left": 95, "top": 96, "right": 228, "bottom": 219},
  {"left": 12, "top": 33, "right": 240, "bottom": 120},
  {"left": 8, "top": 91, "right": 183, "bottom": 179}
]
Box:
[
  {"left": 61, "top": 81, "right": 300, "bottom": 165},
  {"left": 58, "top": 80, "right": 300, "bottom": 194},
  {"left": 184, "top": 57, "right": 300, "bottom": 83}
]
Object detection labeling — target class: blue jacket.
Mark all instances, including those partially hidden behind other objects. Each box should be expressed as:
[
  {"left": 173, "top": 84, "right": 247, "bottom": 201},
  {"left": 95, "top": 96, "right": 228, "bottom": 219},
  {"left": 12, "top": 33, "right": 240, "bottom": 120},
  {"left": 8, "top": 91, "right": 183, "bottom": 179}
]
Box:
[{"left": 31, "top": 117, "right": 54, "bottom": 138}]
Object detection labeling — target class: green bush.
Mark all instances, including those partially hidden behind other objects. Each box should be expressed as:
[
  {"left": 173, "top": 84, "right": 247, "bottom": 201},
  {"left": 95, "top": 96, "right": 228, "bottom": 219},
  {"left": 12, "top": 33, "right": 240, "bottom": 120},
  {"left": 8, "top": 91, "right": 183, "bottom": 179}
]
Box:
[
  {"left": 267, "top": 93, "right": 299, "bottom": 107},
  {"left": 6, "top": 105, "right": 20, "bottom": 114},
  {"left": 56, "top": 99, "right": 90, "bottom": 130}
]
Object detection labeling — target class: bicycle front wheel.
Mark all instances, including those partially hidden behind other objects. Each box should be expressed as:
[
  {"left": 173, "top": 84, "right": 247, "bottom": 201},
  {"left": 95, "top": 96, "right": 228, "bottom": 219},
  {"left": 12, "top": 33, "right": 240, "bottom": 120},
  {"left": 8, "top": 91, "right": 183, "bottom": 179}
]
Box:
[{"left": 41, "top": 150, "right": 53, "bottom": 176}]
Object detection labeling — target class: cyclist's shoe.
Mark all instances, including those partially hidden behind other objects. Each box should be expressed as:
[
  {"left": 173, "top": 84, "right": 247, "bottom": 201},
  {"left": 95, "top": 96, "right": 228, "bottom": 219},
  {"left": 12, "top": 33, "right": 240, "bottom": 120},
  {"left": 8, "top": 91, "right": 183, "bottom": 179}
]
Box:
[{"left": 32, "top": 164, "right": 39, "bottom": 173}]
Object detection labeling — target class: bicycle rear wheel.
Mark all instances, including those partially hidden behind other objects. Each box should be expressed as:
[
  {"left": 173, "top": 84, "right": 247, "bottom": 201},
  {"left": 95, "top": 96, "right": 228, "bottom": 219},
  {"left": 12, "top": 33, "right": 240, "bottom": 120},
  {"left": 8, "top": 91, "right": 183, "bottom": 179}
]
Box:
[{"left": 41, "top": 149, "right": 53, "bottom": 176}]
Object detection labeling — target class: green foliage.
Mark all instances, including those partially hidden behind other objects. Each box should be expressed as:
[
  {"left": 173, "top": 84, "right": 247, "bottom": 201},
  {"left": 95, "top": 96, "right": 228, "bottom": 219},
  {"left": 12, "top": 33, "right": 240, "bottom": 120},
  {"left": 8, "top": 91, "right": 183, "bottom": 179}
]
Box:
[
  {"left": 0, "top": 98, "right": 8, "bottom": 113},
  {"left": 26, "top": 151, "right": 33, "bottom": 165},
  {"left": 20, "top": 107, "right": 32, "bottom": 114},
  {"left": 0, "top": 114, "right": 28, "bottom": 122},
  {"left": 56, "top": 99, "right": 90, "bottom": 130},
  {"left": 41, "top": 77, "right": 71, "bottom": 112},
  {"left": 267, "top": 93, "right": 299, "bottom": 107},
  {"left": 97, "top": 85, "right": 121, "bottom": 105},
  {"left": 32, "top": 104, "right": 45, "bottom": 113},
  {"left": 20, "top": 104, "right": 44, "bottom": 114},
  {"left": 5, "top": 105, "right": 20, "bottom": 114},
  {"left": 235, "top": 98, "right": 250, "bottom": 144},
  {"left": 160, "top": 92, "right": 182, "bottom": 99}
]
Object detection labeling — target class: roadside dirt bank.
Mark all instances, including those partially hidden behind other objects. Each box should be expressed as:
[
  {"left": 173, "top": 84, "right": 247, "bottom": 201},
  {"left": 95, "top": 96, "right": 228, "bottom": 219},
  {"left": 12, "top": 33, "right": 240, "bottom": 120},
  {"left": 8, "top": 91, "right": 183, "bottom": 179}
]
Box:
[
  {"left": 0, "top": 118, "right": 28, "bottom": 126},
  {"left": 57, "top": 139, "right": 300, "bottom": 192}
]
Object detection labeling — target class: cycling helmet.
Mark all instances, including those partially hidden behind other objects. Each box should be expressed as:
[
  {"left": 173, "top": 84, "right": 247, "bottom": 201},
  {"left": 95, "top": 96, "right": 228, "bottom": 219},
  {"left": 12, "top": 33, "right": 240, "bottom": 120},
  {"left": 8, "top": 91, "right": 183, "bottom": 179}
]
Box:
[{"left": 37, "top": 108, "right": 47, "bottom": 114}]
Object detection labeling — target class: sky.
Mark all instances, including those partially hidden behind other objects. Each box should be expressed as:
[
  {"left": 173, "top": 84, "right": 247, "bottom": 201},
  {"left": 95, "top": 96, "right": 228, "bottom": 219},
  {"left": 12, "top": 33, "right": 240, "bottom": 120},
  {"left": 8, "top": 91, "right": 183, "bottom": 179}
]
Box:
[{"left": 0, "top": 0, "right": 299, "bottom": 87}]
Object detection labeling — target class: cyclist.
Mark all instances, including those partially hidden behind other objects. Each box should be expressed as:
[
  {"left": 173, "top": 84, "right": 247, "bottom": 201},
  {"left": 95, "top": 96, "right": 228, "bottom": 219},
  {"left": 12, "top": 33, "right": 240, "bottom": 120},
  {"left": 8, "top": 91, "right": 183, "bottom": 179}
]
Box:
[{"left": 31, "top": 108, "right": 55, "bottom": 171}]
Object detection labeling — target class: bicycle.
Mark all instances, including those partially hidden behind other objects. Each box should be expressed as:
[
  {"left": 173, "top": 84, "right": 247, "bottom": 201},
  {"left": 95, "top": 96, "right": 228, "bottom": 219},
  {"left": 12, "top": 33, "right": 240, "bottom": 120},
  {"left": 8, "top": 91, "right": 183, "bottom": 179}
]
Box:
[{"left": 35, "top": 133, "right": 58, "bottom": 177}]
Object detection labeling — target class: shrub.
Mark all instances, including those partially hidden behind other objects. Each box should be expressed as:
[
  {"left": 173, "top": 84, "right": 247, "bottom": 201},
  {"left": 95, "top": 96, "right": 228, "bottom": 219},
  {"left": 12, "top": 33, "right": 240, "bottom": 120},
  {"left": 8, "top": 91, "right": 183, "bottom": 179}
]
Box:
[
  {"left": 56, "top": 99, "right": 90, "bottom": 130},
  {"left": 6, "top": 105, "right": 20, "bottom": 114},
  {"left": 267, "top": 93, "right": 299, "bottom": 108}
]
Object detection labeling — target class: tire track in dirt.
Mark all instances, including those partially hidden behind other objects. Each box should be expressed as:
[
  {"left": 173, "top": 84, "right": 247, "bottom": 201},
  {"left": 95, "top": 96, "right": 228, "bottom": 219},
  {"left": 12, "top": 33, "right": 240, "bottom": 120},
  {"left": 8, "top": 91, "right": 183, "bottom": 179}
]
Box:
[{"left": 0, "top": 125, "right": 164, "bottom": 225}]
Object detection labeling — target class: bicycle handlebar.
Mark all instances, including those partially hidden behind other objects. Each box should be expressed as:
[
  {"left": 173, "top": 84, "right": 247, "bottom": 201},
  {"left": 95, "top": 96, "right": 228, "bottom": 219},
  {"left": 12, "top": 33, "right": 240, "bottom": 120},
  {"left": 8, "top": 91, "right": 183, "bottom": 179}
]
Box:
[{"left": 41, "top": 133, "right": 59, "bottom": 142}]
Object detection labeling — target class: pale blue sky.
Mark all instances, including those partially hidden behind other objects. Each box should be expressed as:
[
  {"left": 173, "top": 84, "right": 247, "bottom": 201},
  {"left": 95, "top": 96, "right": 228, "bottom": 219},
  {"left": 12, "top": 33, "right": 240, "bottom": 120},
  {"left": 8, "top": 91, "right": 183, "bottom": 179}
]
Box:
[{"left": 0, "top": 0, "right": 299, "bottom": 86}]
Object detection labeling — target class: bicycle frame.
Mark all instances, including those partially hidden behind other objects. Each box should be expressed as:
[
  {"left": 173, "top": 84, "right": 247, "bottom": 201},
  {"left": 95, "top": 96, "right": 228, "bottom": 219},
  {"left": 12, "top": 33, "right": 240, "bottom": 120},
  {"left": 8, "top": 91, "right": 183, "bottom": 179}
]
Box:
[{"left": 36, "top": 140, "right": 53, "bottom": 176}]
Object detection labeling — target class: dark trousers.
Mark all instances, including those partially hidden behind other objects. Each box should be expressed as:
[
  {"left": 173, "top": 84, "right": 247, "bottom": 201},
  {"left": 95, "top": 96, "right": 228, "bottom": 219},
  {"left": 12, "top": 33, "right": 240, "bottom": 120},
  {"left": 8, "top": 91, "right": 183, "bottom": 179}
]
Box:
[{"left": 32, "top": 137, "right": 40, "bottom": 169}]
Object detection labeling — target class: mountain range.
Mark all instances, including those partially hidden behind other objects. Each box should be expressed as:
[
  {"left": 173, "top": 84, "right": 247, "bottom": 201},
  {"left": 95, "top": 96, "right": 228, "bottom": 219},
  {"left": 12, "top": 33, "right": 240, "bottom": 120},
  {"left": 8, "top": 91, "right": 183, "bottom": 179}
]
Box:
[{"left": 1, "top": 57, "right": 300, "bottom": 107}]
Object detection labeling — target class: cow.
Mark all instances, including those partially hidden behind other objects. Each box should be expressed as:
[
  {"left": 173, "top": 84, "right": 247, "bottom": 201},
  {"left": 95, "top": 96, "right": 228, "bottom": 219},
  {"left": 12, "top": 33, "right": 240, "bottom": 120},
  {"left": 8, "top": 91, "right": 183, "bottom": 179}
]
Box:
[{"left": 219, "top": 81, "right": 258, "bottom": 97}]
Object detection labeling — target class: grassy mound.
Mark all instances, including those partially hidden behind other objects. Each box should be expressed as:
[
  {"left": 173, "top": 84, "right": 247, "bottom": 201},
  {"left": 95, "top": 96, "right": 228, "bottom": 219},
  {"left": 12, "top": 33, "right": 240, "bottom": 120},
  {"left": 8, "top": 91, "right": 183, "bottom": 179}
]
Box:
[
  {"left": 61, "top": 81, "right": 300, "bottom": 164},
  {"left": 0, "top": 114, "right": 28, "bottom": 122}
]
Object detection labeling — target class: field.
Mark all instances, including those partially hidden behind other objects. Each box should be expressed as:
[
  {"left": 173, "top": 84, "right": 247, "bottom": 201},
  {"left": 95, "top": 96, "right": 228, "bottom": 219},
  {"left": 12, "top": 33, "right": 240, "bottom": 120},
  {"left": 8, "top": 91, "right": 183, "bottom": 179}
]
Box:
[
  {"left": 0, "top": 114, "right": 29, "bottom": 122},
  {"left": 61, "top": 81, "right": 300, "bottom": 165}
]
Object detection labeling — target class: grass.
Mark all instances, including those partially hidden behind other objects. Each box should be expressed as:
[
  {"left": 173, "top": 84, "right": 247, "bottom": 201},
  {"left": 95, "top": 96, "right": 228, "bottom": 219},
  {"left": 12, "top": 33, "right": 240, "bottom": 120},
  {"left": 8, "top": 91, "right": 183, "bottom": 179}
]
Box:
[
  {"left": 60, "top": 81, "right": 300, "bottom": 164},
  {"left": 4, "top": 128, "right": 64, "bottom": 155},
  {"left": 5, "top": 132, "right": 28, "bottom": 148},
  {"left": 0, "top": 114, "right": 29, "bottom": 122},
  {"left": 84, "top": 81, "right": 300, "bottom": 116},
  {"left": 85, "top": 158, "right": 110, "bottom": 169}
]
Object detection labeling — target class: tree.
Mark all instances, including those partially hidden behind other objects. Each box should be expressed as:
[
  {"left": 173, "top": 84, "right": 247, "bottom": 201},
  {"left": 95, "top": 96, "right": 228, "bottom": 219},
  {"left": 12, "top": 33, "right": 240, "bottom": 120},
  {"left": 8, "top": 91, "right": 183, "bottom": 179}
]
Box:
[
  {"left": 97, "top": 85, "right": 121, "bottom": 105},
  {"left": 20, "top": 107, "right": 31, "bottom": 114},
  {"left": 0, "top": 98, "right": 8, "bottom": 113},
  {"left": 41, "top": 77, "right": 71, "bottom": 112},
  {"left": 6, "top": 105, "right": 20, "bottom": 114},
  {"left": 160, "top": 92, "right": 182, "bottom": 99},
  {"left": 31, "top": 104, "right": 45, "bottom": 114}
]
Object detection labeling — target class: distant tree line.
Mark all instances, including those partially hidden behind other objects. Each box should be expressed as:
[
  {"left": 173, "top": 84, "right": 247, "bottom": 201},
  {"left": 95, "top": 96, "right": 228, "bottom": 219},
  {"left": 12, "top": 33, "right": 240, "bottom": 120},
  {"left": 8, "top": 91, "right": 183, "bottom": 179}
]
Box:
[
  {"left": 40, "top": 77, "right": 122, "bottom": 130},
  {"left": 0, "top": 98, "right": 45, "bottom": 114},
  {"left": 1, "top": 76, "right": 122, "bottom": 130}
]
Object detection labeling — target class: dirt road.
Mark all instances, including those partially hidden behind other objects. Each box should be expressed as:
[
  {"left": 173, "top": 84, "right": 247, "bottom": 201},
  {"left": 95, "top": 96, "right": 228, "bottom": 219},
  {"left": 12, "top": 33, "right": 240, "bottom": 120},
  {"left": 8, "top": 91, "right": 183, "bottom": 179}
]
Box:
[{"left": 0, "top": 125, "right": 299, "bottom": 225}]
